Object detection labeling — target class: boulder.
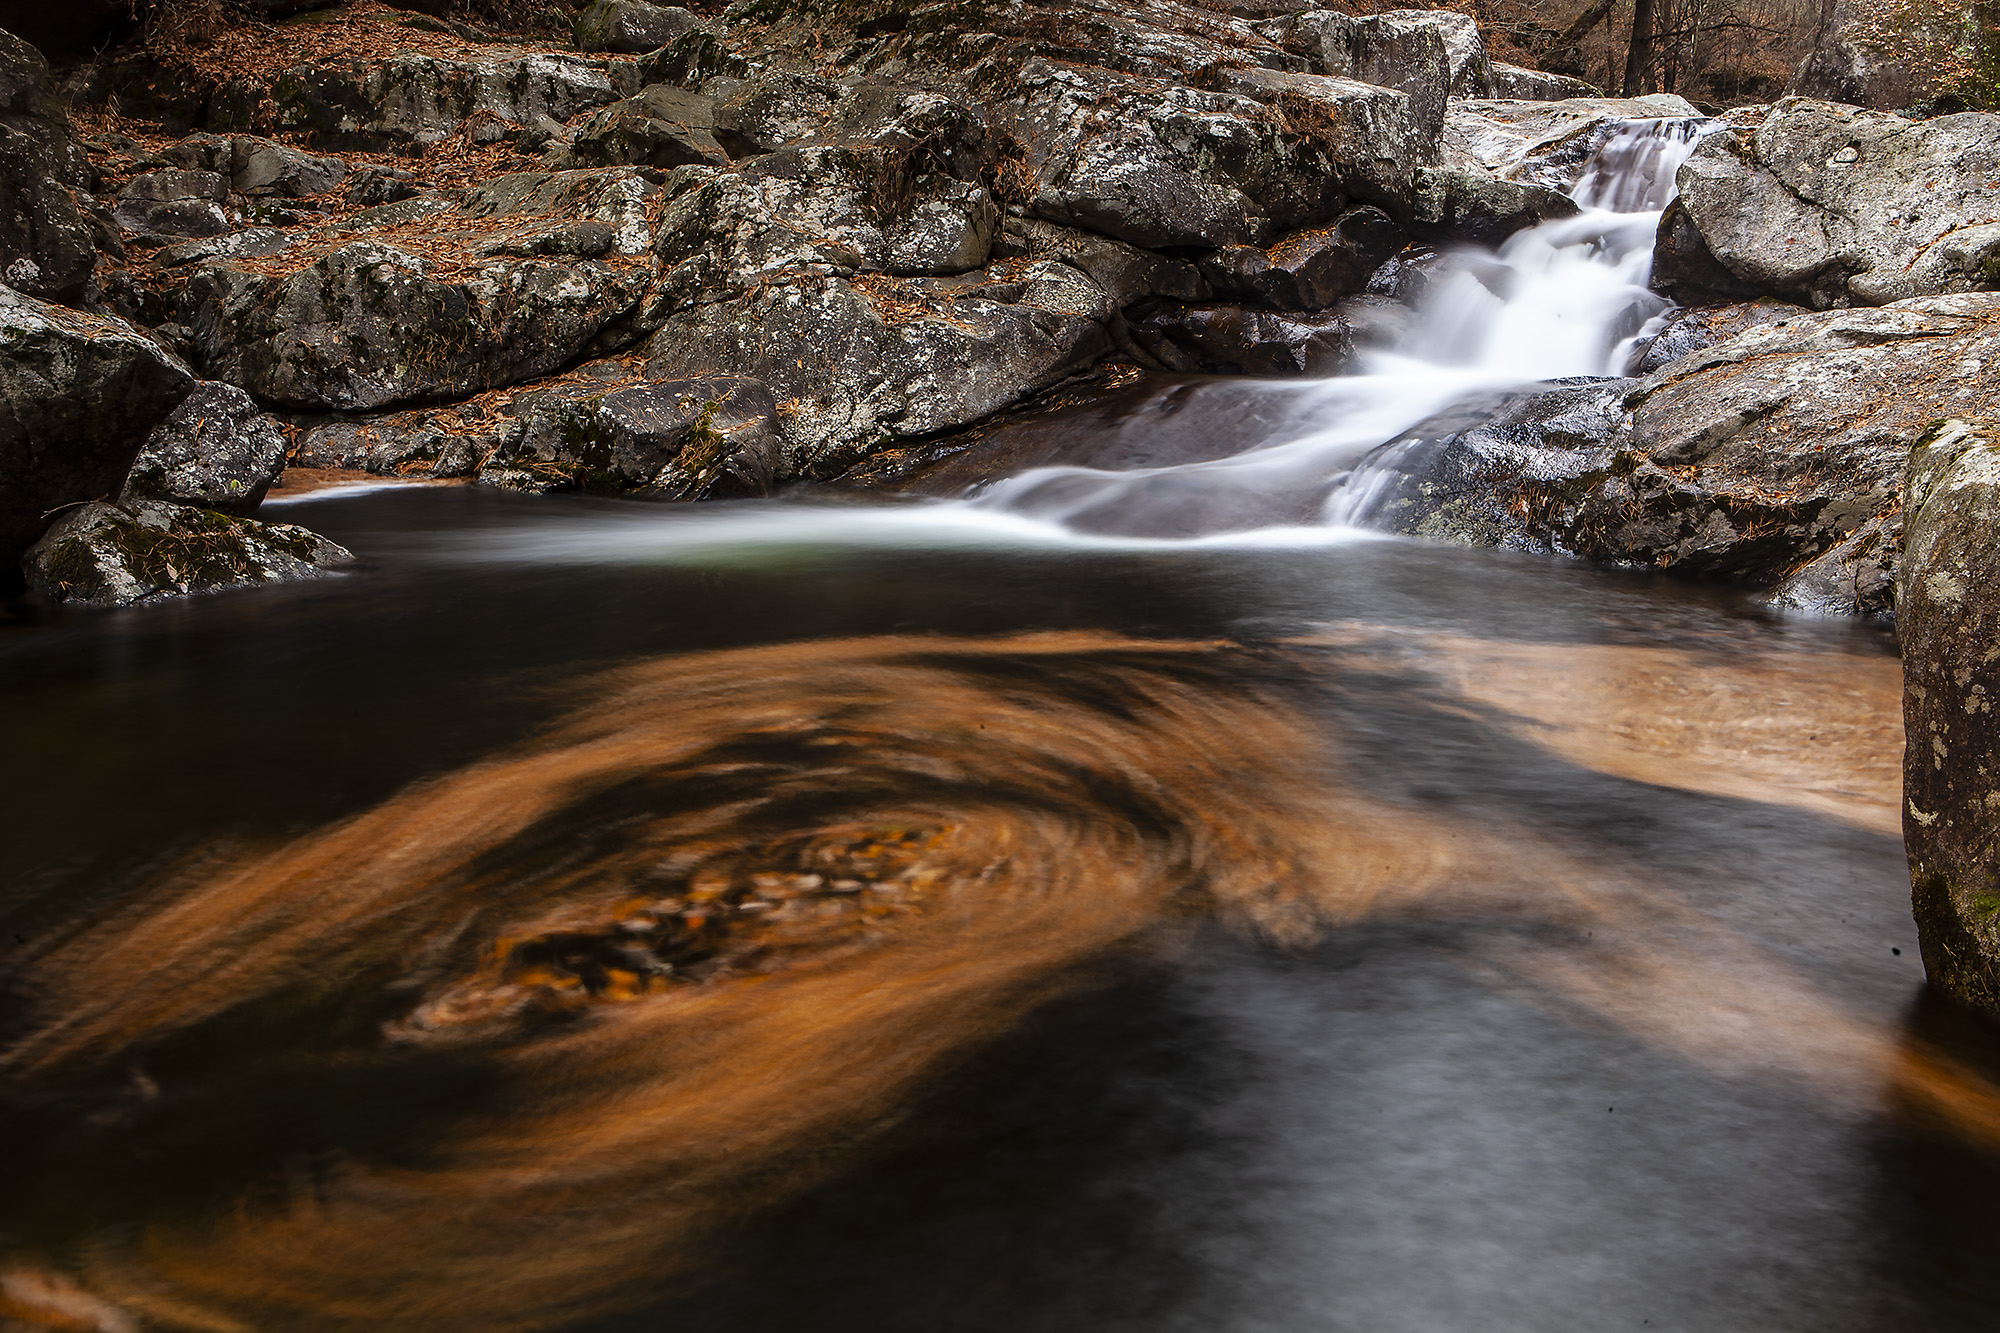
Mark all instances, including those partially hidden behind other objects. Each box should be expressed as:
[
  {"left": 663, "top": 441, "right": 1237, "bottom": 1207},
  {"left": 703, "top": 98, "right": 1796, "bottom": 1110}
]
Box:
[
  {"left": 990, "top": 218, "right": 1210, "bottom": 307},
  {"left": 208, "top": 52, "right": 622, "bottom": 154},
  {"left": 0, "top": 29, "right": 106, "bottom": 303},
  {"left": 1900, "top": 418, "right": 2000, "bottom": 1019},
  {"left": 642, "top": 261, "right": 1116, "bottom": 477},
  {"left": 710, "top": 73, "right": 843, "bottom": 157},
  {"left": 1198, "top": 206, "right": 1407, "bottom": 311},
  {"left": 1621, "top": 298, "right": 1810, "bottom": 375},
  {"left": 563, "top": 84, "right": 731, "bottom": 169},
  {"left": 23, "top": 499, "right": 352, "bottom": 608},
  {"left": 1408, "top": 166, "right": 1579, "bottom": 245},
  {"left": 162, "top": 134, "right": 350, "bottom": 198},
  {"left": 1667, "top": 100, "right": 2000, "bottom": 309},
  {"left": 181, "top": 169, "right": 658, "bottom": 411},
  {"left": 1128, "top": 302, "right": 1358, "bottom": 375},
  {"left": 1486, "top": 63, "right": 1600, "bottom": 100},
  {"left": 0, "top": 288, "right": 194, "bottom": 590},
  {"left": 113, "top": 170, "right": 231, "bottom": 243},
  {"left": 1281, "top": 11, "right": 1455, "bottom": 140},
  {"left": 479, "top": 375, "right": 781, "bottom": 498},
  {"left": 121, "top": 382, "right": 290, "bottom": 515},
  {"left": 573, "top": 0, "right": 704, "bottom": 54},
  {"left": 1013, "top": 56, "right": 1427, "bottom": 252},
  {"left": 1352, "top": 293, "right": 2000, "bottom": 614}
]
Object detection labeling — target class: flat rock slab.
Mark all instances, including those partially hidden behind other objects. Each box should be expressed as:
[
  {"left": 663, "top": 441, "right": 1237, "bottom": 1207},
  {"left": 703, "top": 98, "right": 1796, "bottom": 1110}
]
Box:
[{"left": 24, "top": 499, "right": 353, "bottom": 608}]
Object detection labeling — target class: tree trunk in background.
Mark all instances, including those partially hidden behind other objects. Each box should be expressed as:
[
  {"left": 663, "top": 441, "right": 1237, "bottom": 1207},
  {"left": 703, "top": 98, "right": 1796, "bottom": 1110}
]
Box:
[{"left": 1621, "top": 0, "right": 1655, "bottom": 94}]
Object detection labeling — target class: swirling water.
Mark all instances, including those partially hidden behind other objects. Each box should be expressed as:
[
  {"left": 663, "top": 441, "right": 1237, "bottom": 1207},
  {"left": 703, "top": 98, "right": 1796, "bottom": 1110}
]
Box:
[{"left": 0, "top": 120, "right": 1996, "bottom": 1332}]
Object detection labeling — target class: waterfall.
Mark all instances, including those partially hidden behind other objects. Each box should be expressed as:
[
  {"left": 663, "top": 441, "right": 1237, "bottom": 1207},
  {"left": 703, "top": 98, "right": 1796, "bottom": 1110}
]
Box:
[{"left": 972, "top": 117, "right": 1713, "bottom": 541}]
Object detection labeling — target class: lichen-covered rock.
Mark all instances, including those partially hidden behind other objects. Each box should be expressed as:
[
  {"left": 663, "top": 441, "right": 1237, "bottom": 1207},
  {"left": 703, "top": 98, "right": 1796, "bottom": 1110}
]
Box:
[
  {"left": 1277, "top": 10, "right": 1455, "bottom": 140},
  {"left": 1195, "top": 206, "right": 1406, "bottom": 310},
  {"left": 0, "top": 288, "right": 193, "bottom": 589},
  {"left": 480, "top": 375, "right": 780, "bottom": 498},
  {"left": 1408, "top": 166, "right": 1578, "bottom": 245},
  {"left": 1011, "top": 56, "right": 1426, "bottom": 252},
  {"left": 1352, "top": 294, "right": 2000, "bottom": 614},
  {"left": 1128, "top": 302, "right": 1358, "bottom": 375},
  {"left": 562, "top": 84, "right": 731, "bottom": 168},
  {"left": 573, "top": 0, "right": 704, "bottom": 54},
  {"left": 710, "top": 72, "right": 843, "bottom": 157},
  {"left": 209, "top": 51, "right": 622, "bottom": 154},
  {"left": 643, "top": 261, "right": 1115, "bottom": 477},
  {"left": 0, "top": 28, "right": 106, "bottom": 302},
  {"left": 1900, "top": 418, "right": 2000, "bottom": 1019},
  {"left": 181, "top": 169, "right": 658, "bottom": 411},
  {"left": 113, "top": 169, "right": 231, "bottom": 242},
  {"left": 990, "top": 218, "right": 1210, "bottom": 306},
  {"left": 1667, "top": 100, "right": 2000, "bottom": 309},
  {"left": 121, "top": 381, "right": 289, "bottom": 515},
  {"left": 23, "top": 499, "right": 352, "bottom": 608},
  {"left": 1621, "top": 298, "right": 1809, "bottom": 375},
  {"left": 1485, "top": 63, "right": 1600, "bottom": 100}
]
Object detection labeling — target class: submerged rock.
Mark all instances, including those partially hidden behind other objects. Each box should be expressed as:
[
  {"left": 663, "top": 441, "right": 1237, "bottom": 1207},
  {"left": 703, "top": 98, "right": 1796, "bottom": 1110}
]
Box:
[
  {"left": 23, "top": 499, "right": 353, "bottom": 608},
  {"left": 1668, "top": 100, "right": 2000, "bottom": 309},
  {"left": 1901, "top": 419, "right": 2000, "bottom": 1019},
  {"left": 122, "top": 381, "right": 290, "bottom": 515},
  {"left": 0, "top": 288, "right": 194, "bottom": 590}
]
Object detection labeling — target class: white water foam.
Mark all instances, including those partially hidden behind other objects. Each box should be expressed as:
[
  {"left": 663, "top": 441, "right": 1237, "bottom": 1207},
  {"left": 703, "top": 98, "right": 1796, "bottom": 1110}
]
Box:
[{"left": 974, "top": 116, "right": 1712, "bottom": 541}]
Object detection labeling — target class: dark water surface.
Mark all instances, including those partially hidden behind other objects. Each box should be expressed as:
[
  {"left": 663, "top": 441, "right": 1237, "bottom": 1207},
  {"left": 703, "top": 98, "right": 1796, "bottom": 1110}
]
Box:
[{"left": 1, "top": 486, "right": 1994, "bottom": 1332}]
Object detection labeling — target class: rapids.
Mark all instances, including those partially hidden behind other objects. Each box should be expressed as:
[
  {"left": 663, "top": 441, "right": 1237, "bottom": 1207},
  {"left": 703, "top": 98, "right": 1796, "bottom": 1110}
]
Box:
[{"left": 1, "top": 117, "right": 1996, "bottom": 1333}]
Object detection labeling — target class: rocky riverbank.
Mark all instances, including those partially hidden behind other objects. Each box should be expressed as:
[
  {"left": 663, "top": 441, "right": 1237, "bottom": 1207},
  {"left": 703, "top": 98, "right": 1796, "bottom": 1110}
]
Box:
[{"left": 5, "top": 0, "right": 2000, "bottom": 1014}]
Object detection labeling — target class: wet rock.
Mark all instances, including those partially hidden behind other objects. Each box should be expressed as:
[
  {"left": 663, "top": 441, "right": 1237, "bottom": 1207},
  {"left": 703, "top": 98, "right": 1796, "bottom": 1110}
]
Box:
[
  {"left": 23, "top": 499, "right": 352, "bottom": 608},
  {"left": 0, "top": 29, "right": 106, "bottom": 302},
  {"left": 0, "top": 288, "right": 194, "bottom": 590},
  {"left": 113, "top": 169, "right": 231, "bottom": 242},
  {"left": 1900, "top": 418, "right": 2000, "bottom": 1019},
  {"left": 480, "top": 375, "right": 781, "bottom": 498},
  {"left": 290, "top": 401, "right": 500, "bottom": 478},
  {"left": 208, "top": 51, "right": 621, "bottom": 154},
  {"left": 121, "top": 382, "right": 289, "bottom": 515},
  {"left": 573, "top": 0, "right": 703, "bottom": 54},
  {"left": 1485, "top": 63, "right": 1600, "bottom": 100},
  {"left": 1128, "top": 302, "right": 1357, "bottom": 375},
  {"left": 1199, "top": 206, "right": 1407, "bottom": 310},
  {"left": 1409, "top": 166, "right": 1579, "bottom": 245},
  {"left": 182, "top": 168, "right": 657, "bottom": 411},
  {"left": 562, "top": 84, "right": 731, "bottom": 168},
  {"left": 1648, "top": 197, "right": 1763, "bottom": 306},
  {"left": 1445, "top": 94, "right": 1700, "bottom": 190},
  {"left": 1622, "top": 298, "right": 1810, "bottom": 375},
  {"left": 1357, "top": 293, "right": 2000, "bottom": 614},
  {"left": 1668, "top": 100, "right": 2000, "bottom": 309}
]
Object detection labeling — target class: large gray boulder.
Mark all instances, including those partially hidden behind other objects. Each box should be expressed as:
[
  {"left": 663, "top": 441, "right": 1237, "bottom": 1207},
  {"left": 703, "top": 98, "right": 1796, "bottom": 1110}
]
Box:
[
  {"left": 573, "top": 0, "right": 704, "bottom": 53},
  {"left": 1667, "top": 100, "right": 2000, "bottom": 309},
  {"left": 480, "top": 375, "right": 781, "bottom": 498},
  {"left": 161, "top": 134, "right": 350, "bottom": 199},
  {"left": 24, "top": 499, "right": 352, "bottom": 608},
  {"left": 0, "top": 29, "right": 106, "bottom": 303},
  {"left": 1354, "top": 293, "right": 2000, "bottom": 615},
  {"left": 113, "top": 170, "right": 231, "bottom": 244},
  {"left": 1279, "top": 11, "right": 1456, "bottom": 140},
  {"left": 0, "top": 288, "right": 193, "bottom": 589},
  {"left": 1486, "top": 63, "right": 1600, "bottom": 100},
  {"left": 1900, "top": 419, "right": 2000, "bottom": 1019},
  {"left": 122, "top": 382, "right": 289, "bottom": 515},
  {"left": 180, "top": 169, "right": 657, "bottom": 411},
  {"left": 562, "top": 84, "right": 732, "bottom": 169}
]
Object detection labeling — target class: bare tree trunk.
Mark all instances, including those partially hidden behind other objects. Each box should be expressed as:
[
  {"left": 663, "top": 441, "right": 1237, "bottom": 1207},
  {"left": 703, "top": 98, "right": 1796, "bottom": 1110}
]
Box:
[
  {"left": 1556, "top": 0, "right": 1620, "bottom": 48},
  {"left": 1622, "top": 0, "right": 1656, "bottom": 94}
]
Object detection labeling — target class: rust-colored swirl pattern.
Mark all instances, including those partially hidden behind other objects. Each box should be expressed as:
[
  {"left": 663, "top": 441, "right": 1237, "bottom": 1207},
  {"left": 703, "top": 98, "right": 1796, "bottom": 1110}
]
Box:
[{"left": 0, "top": 630, "right": 1993, "bottom": 1333}]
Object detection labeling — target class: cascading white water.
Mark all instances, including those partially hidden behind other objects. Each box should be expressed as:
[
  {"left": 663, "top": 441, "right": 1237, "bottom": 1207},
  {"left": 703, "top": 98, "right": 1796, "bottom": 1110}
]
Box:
[{"left": 972, "top": 117, "right": 1713, "bottom": 540}]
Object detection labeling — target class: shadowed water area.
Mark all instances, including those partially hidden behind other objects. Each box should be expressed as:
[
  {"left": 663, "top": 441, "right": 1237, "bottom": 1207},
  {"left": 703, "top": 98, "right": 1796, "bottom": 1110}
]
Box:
[{"left": 2, "top": 118, "right": 1998, "bottom": 1332}]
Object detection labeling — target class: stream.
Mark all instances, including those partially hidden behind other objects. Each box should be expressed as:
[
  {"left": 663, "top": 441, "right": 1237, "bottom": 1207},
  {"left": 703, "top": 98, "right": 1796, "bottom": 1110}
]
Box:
[{"left": 1, "top": 118, "right": 1997, "bottom": 1333}]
